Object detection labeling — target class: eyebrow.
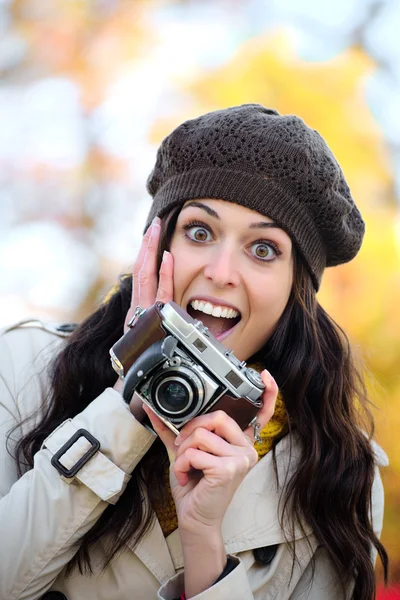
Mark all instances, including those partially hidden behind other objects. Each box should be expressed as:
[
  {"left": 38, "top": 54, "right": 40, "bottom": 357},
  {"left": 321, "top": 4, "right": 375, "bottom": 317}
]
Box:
[{"left": 181, "top": 201, "right": 283, "bottom": 230}]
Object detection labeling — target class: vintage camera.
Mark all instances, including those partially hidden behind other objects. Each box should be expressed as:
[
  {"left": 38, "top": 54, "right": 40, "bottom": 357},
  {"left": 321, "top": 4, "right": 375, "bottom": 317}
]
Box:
[{"left": 110, "top": 301, "right": 264, "bottom": 435}]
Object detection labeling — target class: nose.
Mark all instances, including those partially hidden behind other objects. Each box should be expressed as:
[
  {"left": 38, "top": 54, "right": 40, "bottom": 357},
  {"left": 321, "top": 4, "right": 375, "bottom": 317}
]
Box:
[{"left": 203, "top": 246, "right": 241, "bottom": 288}]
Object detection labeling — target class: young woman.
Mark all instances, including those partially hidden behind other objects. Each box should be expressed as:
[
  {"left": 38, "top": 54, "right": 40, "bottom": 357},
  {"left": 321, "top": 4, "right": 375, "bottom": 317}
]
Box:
[{"left": 0, "top": 104, "right": 389, "bottom": 600}]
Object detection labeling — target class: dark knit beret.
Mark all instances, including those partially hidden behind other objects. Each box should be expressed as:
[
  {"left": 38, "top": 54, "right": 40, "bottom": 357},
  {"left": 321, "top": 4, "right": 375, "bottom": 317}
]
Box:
[{"left": 145, "top": 104, "right": 365, "bottom": 290}]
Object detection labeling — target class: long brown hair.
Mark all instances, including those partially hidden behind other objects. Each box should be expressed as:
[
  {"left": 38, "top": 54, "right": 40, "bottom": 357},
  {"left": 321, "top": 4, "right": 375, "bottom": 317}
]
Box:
[{"left": 12, "top": 205, "right": 388, "bottom": 598}]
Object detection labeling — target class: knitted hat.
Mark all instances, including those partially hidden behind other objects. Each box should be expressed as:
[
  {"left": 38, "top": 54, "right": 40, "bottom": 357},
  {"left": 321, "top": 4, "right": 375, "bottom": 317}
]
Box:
[{"left": 145, "top": 104, "right": 365, "bottom": 290}]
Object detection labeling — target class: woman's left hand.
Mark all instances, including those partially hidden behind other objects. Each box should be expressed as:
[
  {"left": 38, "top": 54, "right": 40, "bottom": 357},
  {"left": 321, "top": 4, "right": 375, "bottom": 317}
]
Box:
[{"left": 143, "top": 368, "right": 278, "bottom": 536}]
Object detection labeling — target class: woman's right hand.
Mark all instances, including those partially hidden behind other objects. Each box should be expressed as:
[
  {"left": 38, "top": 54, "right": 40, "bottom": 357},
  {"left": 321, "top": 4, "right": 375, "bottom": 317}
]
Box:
[
  {"left": 113, "top": 216, "right": 175, "bottom": 420},
  {"left": 123, "top": 216, "right": 174, "bottom": 333}
]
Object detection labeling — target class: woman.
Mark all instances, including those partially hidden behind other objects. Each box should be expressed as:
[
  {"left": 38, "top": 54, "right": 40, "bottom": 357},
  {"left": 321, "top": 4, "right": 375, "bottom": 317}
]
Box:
[{"left": 0, "top": 104, "right": 389, "bottom": 600}]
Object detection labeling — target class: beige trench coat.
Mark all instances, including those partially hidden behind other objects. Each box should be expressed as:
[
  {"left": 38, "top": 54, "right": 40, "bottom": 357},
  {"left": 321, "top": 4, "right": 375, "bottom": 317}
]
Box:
[{"left": 0, "top": 323, "right": 388, "bottom": 600}]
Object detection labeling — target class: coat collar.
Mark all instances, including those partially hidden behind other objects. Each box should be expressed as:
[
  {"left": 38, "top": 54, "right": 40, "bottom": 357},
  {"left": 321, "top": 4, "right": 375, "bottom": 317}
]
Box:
[{"left": 130, "top": 433, "right": 311, "bottom": 582}]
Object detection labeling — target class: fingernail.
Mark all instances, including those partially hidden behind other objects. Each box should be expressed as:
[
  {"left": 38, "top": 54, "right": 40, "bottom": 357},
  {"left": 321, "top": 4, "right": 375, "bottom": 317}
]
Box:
[
  {"left": 150, "top": 225, "right": 159, "bottom": 241},
  {"left": 152, "top": 216, "right": 161, "bottom": 227},
  {"left": 162, "top": 250, "right": 169, "bottom": 262},
  {"left": 174, "top": 434, "right": 181, "bottom": 446}
]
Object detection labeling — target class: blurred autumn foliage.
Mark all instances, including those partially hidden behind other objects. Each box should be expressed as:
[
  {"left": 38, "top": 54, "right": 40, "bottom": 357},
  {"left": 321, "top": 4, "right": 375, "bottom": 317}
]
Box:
[{"left": 1, "top": 0, "right": 399, "bottom": 588}]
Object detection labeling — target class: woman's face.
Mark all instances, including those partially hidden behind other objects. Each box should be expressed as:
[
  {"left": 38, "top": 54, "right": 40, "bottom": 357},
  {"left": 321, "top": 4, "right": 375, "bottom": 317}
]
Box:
[{"left": 169, "top": 199, "right": 293, "bottom": 361}]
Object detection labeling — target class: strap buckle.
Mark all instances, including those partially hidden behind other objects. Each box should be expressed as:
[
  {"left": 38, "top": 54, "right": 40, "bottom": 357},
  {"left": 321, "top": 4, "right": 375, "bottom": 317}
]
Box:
[
  {"left": 127, "top": 306, "right": 147, "bottom": 328},
  {"left": 50, "top": 429, "right": 100, "bottom": 478}
]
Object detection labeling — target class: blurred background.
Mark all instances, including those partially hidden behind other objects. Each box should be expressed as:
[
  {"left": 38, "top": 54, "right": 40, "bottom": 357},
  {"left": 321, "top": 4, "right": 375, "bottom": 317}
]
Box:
[{"left": 0, "top": 0, "right": 399, "bottom": 591}]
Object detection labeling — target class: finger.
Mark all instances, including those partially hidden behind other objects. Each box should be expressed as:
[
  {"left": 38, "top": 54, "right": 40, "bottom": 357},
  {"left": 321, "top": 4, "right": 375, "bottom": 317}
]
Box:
[
  {"left": 173, "top": 448, "right": 251, "bottom": 486},
  {"left": 125, "top": 222, "right": 157, "bottom": 329},
  {"left": 142, "top": 404, "right": 177, "bottom": 464},
  {"left": 174, "top": 448, "right": 221, "bottom": 486},
  {"left": 175, "top": 410, "right": 247, "bottom": 449},
  {"left": 243, "top": 370, "right": 278, "bottom": 440},
  {"left": 131, "top": 222, "right": 156, "bottom": 307},
  {"left": 175, "top": 426, "right": 242, "bottom": 457},
  {"left": 156, "top": 250, "right": 174, "bottom": 304},
  {"left": 175, "top": 426, "right": 258, "bottom": 465},
  {"left": 138, "top": 220, "right": 161, "bottom": 308}
]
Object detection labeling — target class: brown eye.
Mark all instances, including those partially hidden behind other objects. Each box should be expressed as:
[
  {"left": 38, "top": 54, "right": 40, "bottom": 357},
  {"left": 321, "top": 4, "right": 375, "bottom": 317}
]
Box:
[
  {"left": 193, "top": 228, "right": 208, "bottom": 241},
  {"left": 256, "top": 244, "right": 273, "bottom": 258},
  {"left": 255, "top": 245, "right": 271, "bottom": 258},
  {"left": 184, "top": 225, "right": 212, "bottom": 243},
  {"left": 251, "top": 241, "right": 280, "bottom": 262}
]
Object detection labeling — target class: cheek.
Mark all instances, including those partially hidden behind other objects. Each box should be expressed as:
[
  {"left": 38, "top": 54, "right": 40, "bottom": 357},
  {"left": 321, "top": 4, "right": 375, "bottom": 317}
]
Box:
[
  {"left": 170, "top": 236, "right": 206, "bottom": 272},
  {"left": 169, "top": 239, "right": 198, "bottom": 297},
  {"left": 248, "top": 276, "right": 291, "bottom": 323}
]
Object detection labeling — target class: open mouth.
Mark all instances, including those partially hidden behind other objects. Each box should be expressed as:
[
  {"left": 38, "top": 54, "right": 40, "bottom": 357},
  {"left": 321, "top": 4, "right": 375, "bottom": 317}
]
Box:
[{"left": 186, "top": 303, "right": 241, "bottom": 341}]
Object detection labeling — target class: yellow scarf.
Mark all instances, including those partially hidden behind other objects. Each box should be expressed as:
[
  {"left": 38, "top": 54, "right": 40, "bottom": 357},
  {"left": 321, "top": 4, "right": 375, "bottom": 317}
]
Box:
[{"left": 155, "top": 365, "right": 288, "bottom": 537}]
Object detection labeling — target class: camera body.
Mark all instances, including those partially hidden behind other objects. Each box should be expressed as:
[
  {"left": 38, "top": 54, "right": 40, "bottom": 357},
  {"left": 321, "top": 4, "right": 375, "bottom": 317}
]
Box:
[{"left": 110, "top": 301, "right": 264, "bottom": 435}]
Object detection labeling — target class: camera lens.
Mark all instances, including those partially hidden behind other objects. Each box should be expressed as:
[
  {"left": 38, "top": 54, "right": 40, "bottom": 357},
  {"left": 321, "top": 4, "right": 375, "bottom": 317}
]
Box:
[
  {"left": 150, "top": 365, "right": 205, "bottom": 423},
  {"left": 154, "top": 377, "right": 194, "bottom": 416},
  {"left": 160, "top": 380, "right": 190, "bottom": 412}
]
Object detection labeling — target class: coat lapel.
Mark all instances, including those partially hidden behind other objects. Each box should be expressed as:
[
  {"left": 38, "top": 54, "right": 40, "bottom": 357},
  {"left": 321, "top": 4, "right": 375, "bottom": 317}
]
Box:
[
  {"left": 127, "top": 518, "right": 176, "bottom": 584},
  {"left": 222, "top": 434, "right": 312, "bottom": 553}
]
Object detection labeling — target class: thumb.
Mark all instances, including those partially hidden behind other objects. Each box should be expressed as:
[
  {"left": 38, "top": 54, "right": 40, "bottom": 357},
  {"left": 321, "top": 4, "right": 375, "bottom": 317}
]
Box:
[
  {"left": 143, "top": 404, "right": 177, "bottom": 464},
  {"left": 242, "top": 369, "right": 278, "bottom": 440}
]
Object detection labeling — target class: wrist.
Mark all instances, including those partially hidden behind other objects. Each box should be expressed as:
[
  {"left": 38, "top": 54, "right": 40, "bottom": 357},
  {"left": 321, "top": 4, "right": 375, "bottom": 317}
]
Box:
[
  {"left": 113, "top": 378, "right": 123, "bottom": 393},
  {"left": 129, "top": 399, "right": 146, "bottom": 423},
  {"left": 113, "top": 382, "right": 146, "bottom": 423},
  {"left": 180, "top": 524, "right": 223, "bottom": 549},
  {"left": 181, "top": 528, "right": 226, "bottom": 598}
]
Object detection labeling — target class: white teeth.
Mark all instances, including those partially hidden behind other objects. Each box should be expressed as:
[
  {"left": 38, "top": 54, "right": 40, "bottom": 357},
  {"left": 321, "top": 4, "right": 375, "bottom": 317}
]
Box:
[
  {"left": 203, "top": 302, "right": 213, "bottom": 315},
  {"left": 190, "top": 300, "right": 239, "bottom": 319}
]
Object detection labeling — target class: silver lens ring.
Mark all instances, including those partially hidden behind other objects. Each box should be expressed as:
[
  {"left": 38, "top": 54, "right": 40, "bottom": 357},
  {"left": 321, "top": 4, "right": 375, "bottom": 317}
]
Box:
[
  {"left": 152, "top": 365, "right": 205, "bottom": 421},
  {"left": 154, "top": 377, "right": 193, "bottom": 416}
]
